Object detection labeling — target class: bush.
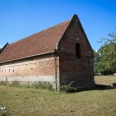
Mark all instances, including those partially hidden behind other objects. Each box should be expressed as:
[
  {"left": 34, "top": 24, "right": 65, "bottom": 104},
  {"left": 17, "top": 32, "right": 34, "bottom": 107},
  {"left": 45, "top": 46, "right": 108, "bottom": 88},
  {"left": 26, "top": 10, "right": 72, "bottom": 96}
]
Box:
[{"left": 60, "top": 82, "right": 76, "bottom": 92}]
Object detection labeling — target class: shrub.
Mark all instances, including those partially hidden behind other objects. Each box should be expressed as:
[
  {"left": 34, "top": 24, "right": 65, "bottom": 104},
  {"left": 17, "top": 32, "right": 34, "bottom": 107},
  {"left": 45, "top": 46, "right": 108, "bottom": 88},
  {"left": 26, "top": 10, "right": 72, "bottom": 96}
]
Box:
[{"left": 60, "top": 82, "right": 76, "bottom": 92}]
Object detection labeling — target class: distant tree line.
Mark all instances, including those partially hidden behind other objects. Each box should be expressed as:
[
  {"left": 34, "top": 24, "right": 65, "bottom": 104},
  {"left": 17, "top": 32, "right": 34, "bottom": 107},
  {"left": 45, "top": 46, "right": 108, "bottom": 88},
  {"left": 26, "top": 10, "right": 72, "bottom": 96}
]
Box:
[{"left": 94, "top": 27, "right": 116, "bottom": 75}]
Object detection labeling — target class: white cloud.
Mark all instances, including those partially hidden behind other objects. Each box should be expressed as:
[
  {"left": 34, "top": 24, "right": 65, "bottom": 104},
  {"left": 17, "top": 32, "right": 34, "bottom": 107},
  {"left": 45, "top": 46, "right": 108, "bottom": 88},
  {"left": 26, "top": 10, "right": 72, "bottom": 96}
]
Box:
[{"left": 95, "top": 50, "right": 98, "bottom": 52}]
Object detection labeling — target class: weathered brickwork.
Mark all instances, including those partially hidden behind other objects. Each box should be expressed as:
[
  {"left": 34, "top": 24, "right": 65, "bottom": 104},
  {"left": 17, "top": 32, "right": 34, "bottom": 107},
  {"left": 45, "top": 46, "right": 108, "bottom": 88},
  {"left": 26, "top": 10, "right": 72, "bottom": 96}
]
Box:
[
  {"left": 0, "top": 14, "right": 94, "bottom": 90},
  {"left": 0, "top": 55, "right": 59, "bottom": 88},
  {"left": 59, "top": 15, "right": 94, "bottom": 88}
]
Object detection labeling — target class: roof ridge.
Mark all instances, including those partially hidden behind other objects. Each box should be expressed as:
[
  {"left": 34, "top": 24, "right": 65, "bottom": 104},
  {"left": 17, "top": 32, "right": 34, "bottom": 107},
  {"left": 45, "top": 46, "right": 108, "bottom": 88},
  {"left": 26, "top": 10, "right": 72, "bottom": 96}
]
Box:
[
  {"left": 0, "top": 17, "right": 71, "bottom": 63},
  {"left": 0, "top": 42, "right": 9, "bottom": 54}
]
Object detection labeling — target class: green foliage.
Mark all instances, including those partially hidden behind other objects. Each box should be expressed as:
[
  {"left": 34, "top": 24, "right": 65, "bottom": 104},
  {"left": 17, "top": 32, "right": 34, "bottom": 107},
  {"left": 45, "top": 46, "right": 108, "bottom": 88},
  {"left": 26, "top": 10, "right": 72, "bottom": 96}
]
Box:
[
  {"left": 31, "top": 82, "right": 53, "bottom": 91},
  {"left": 1, "top": 81, "right": 53, "bottom": 91},
  {"left": 0, "top": 111, "right": 10, "bottom": 116},
  {"left": 98, "top": 27, "right": 116, "bottom": 44},
  {"left": 9, "top": 81, "right": 22, "bottom": 88},
  {"left": 94, "top": 27, "right": 116, "bottom": 75},
  {"left": 60, "top": 82, "right": 76, "bottom": 92},
  {"left": 93, "top": 50, "right": 101, "bottom": 62},
  {"left": 0, "top": 81, "right": 6, "bottom": 86}
]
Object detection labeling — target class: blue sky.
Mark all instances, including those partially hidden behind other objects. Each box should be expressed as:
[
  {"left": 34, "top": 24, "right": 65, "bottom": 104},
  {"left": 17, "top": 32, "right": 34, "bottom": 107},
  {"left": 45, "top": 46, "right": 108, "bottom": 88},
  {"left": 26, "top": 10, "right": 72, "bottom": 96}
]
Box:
[{"left": 0, "top": 0, "right": 116, "bottom": 50}]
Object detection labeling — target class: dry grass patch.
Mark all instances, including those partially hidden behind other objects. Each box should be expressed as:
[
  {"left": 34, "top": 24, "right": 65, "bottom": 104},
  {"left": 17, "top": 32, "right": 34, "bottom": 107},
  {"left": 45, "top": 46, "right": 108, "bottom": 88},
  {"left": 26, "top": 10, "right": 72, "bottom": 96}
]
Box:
[
  {"left": 95, "top": 75, "right": 116, "bottom": 85},
  {"left": 0, "top": 76, "right": 116, "bottom": 116}
]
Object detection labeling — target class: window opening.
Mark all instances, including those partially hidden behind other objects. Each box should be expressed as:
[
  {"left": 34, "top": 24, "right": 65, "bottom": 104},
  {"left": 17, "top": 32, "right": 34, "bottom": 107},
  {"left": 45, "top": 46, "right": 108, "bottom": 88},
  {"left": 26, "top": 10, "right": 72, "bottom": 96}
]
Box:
[{"left": 76, "top": 43, "right": 80, "bottom": 58}]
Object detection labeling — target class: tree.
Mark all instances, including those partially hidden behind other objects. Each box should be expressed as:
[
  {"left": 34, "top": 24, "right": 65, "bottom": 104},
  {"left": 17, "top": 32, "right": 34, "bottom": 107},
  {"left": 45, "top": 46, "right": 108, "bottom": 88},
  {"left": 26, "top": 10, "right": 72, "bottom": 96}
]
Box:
[
  {"left": 94, "top": 27, "right": 116, "bottom": 75},
  {"left": 94, "top": 48, "right": 108, "bottom": 75},
  {"left": 93, "top": 50, "right": 100, "bottom": 62},
  {"left": 98, "top": 27, "right": 116, "bottom": 45}
]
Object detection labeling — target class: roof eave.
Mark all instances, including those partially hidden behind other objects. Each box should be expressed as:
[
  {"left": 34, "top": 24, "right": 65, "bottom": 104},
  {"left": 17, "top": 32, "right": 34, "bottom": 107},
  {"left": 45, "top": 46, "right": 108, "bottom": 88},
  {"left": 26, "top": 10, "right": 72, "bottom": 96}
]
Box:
[{"left": 0, "top": 51, "right": 56, "bottom": 64}]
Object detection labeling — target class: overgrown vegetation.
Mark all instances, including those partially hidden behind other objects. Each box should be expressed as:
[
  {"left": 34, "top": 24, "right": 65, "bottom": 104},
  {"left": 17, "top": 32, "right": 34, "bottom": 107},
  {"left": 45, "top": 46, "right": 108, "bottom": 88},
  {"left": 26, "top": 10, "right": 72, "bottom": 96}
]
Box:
[
  {"left": 31, "top": 81, "right": 53, "bottom": 91},
  {"left": 60, "top": 81, "right": 76, "bottom": 92},
  {"left": 0, "top": 76, "right": 116, "bottom": 116},
  {"left": 0, "top": 81, "right": 6, "bottom": 86},
  {"left": 0, "top": 81, "right": 53, "bottom": 91},
  {"left": 0, "top": 111, "right": 10, "bottom": 116},
  {"left": 0, "top": 81, "right": 77, "bottom": 92},
  {"left": 94, "top": 27, "right": 116, "bottom": 75}
]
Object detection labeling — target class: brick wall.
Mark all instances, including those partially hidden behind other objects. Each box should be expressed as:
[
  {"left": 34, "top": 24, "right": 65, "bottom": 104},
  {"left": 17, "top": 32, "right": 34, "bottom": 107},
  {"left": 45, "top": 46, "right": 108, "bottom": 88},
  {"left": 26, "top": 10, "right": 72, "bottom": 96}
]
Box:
[
  {"left": 0, "top": 15, "right": 94, "bottom": 89},
  {"left": 59, "top": 15, "right": 94, "bottom": 88},
  {"left": 0, "top": 54, "right": 59, "bottom": 88}
]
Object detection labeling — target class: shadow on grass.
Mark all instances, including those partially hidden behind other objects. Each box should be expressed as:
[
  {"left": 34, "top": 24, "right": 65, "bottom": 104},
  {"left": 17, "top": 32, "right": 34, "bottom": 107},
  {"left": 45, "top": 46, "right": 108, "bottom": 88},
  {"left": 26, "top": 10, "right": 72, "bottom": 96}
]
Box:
[{"left": 66, "top": 83, "right": 116, "bottom": 93}]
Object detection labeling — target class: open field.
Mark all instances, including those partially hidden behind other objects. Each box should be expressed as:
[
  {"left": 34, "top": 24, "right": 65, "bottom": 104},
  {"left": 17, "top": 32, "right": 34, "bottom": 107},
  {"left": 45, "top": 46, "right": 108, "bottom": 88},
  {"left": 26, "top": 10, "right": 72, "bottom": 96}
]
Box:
[
  {"left": 0, "top": 76, "right": 116, "bottom": 116},
  {"left": 95, "top": 76, "right": 116, "bottom": 85}
]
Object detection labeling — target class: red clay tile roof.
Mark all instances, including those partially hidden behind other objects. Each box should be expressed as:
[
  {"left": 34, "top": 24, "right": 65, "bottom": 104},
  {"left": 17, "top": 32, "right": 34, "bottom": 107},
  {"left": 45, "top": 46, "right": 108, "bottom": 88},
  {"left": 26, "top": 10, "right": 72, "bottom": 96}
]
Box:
[{"left": 0, "top": 20, "right": 71, "bottom": 63}]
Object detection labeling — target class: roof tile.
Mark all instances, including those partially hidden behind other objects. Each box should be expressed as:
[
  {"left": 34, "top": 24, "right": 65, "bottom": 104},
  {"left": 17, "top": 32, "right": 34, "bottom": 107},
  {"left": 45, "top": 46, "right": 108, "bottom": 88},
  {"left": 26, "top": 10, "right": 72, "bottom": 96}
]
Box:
[{"left": 0, "top": 20, "right": 70, "bottom": 63}]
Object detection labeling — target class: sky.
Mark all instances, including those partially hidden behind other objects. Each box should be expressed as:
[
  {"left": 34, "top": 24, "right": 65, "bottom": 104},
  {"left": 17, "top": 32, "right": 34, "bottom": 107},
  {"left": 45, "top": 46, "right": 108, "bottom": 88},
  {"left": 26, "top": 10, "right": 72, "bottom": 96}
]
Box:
[{"left": 0, "top": 0, "right": 116, "bottom": 50}]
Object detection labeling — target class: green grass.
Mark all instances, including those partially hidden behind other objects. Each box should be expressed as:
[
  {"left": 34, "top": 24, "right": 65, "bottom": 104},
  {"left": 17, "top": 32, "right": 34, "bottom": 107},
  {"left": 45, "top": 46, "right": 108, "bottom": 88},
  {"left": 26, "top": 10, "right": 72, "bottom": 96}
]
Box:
[{"left": 0, "top": 76, "right": 116, "bottom": 116}]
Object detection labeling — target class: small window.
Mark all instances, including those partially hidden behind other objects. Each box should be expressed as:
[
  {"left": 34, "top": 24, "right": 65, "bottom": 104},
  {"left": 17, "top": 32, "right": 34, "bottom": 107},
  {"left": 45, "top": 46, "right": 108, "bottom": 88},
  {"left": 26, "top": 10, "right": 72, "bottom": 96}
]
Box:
[{"left": 76, "top": 43, "right": 80, "bottom": 58}]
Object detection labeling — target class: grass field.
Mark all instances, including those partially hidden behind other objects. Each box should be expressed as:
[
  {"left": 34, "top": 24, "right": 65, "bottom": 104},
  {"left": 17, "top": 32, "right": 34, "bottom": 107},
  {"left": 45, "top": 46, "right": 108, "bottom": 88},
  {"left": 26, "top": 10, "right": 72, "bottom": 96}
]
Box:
[
  {"left": 95, "top": 76, "right": 116, "bottom": 85},
  {"left": 0, "top": 76, "right": 116, "bottom": 116}
]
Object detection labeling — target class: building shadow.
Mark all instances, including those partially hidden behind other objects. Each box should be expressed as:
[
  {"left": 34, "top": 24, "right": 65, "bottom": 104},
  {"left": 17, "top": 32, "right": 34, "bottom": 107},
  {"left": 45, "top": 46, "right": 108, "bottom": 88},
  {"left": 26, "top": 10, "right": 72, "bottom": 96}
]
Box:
[
  {"left": 66, "top": 83, "right": 116, "bottom": 93},
  {"left": 95, "top": 83, "right": 116, "bottom": 89}
]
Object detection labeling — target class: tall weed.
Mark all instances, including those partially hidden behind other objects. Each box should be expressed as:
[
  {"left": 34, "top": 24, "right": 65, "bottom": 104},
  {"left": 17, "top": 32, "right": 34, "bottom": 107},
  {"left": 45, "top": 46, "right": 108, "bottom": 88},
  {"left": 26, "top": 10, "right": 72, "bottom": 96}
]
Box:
[
  {"left": 0, "top": 81, "right": 6, "bottom": 86},
  {"left": 60, "top": 82, "right": 76, "bottom": 92}
]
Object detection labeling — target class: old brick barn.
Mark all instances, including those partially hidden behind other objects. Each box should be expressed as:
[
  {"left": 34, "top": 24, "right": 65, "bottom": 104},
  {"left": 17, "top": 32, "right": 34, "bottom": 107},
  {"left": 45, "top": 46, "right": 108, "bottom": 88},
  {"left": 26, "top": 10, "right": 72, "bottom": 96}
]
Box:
[{"left": 0, "top": 14, "right": 94, "bottom": 90}]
